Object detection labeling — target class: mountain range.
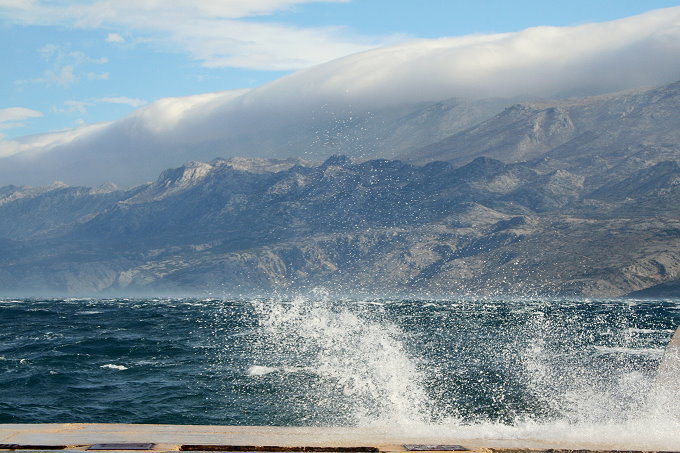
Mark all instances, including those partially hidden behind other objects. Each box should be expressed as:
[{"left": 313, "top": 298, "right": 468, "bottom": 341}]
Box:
[{"left": 1, "top": 79, "right": 680, "bottom": 297}]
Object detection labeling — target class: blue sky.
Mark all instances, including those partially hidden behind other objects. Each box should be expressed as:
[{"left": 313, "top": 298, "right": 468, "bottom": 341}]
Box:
[{"left": 1, "top": 0, "right": 679, "bottom": 141}]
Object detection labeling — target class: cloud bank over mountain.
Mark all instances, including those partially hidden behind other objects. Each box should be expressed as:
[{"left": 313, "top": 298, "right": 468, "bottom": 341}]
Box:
[{"left": 2, "top": 6, "right": 680, "bottom": 186}]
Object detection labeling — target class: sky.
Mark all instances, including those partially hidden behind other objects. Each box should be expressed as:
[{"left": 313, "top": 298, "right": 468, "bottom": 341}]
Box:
[{"left": 2, "top": 0, "right": 680, "bottom": 142}]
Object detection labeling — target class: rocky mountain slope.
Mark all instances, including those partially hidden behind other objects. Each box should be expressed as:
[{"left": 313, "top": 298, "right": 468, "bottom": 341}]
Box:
[
  {"left": 406, "top": 81, "right": 680, "bottom": 184},
  {"left": 1, "top": 133, "right": 680, "bottom": 297},
  {"left": 1, "top": 80, "right": 680, "bottom": 297}
]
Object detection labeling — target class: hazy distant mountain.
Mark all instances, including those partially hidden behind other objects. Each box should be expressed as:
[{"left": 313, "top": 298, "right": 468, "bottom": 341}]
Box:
[
  {"left": 1, "top": 129, "right": 680, "bottom": 297},
  {"left": 2, "top": 78, "right": 680, "bottom": 297},
  {"left": 405, "top": 81, "right": 680, "bottom": 177}
]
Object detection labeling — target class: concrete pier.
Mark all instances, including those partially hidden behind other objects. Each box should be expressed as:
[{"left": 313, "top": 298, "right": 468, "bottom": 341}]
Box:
[{"left": 0, "top": 424, "right": 678, "bottom": 453}]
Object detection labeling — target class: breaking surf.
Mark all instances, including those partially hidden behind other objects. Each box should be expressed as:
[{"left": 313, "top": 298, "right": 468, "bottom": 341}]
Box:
[{"left": 1, "top": 296, "right": 680, "bottom": 449}]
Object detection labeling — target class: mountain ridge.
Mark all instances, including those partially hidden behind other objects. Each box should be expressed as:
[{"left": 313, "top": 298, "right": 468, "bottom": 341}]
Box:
[
  {"left": 1, "top": 78, "right": 680, "bottom": 297},
  {"left": 405, "top": 80, "right": 680, "bottom": 172},
  {"left": 1, "top": 148, "right": 680, "bottom": 297}
]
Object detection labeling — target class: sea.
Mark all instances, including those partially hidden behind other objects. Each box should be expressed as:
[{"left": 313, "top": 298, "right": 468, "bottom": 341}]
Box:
[{"left": 2, "top": 295, "right": 680, "bottom": 449}]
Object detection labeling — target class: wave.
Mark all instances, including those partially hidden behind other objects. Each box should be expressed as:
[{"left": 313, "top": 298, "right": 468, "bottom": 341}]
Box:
[
  {"left": 250, "top": 296, "right": 431, "bottom": 426},
  {"left": 234, "top": 295, "right": 680, "bottom": 448},
  {"left": 247, "top": 365, "right": 308, "bottom": 376},
  {"left": 593, "top": 346, "right": 665, "bottom": 356},
  {"left": 100, "top": 364, "right": 128, "bottom": 370},
  {"left": 3, "top": 295, "right": 680, "bottom": 446}
]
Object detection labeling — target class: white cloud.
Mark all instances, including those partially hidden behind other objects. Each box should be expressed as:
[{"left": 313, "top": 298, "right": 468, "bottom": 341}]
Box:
[
  {"left": 174, "top": 20, "right": 387, "bottom": 70},
  {"left": 18, "top": 44, "right": 109, "bottom": 87},
  {"left": 87, "top": 71, "right": 109, "bottom": 80},
  {"left": 0, "top": 0, "right": 392, "bottom": 70},
  {"left": 0, "top": 122, "right": 109, "bottom": 159},
  {"left": 0, "top": 107, "right": 43, "bottom": 124},
  {"left": 45, "top": 64, "right": 77, "bottom": 86},
  {"left": 52, "top": 97, "right": 146, "bottom": 116},
  {"left": 39, "top": 43, "right": 58, "bottom": 59},
  {"left": 264, "top": 6, "right": 680, "bottom": 104},
  {"left": 105, "top": 32, "right": 124, "bottom": 43},
  {"left": 38, "top": 45, "right": 107, "bottom": 65},
  {"left": 54, "top": 100, "right": 92, "bottom": 115},
  {"left": 0, "top": 7, "right": 679, "bottom": 186},
  {"left": 0, "top": 0, "right": 33, "bottom": 7},
  {"left": 99, "top": 97, "right": 147, "bottom": 107},
  {"left": 0, "top": 107, "right": 42, "bottom": 137},
  {"left": 0, "top": 122, "right": 28, "bottom": 131}
]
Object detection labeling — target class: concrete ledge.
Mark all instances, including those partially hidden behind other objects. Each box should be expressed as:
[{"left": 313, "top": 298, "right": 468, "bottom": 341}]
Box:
[{"left": 1, "top": 424, "right": 679, "bottom": 453}]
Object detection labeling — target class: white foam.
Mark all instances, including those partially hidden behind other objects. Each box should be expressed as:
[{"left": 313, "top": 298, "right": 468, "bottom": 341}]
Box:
[
  {"left": 247, "top": 365, "right": 307, "bottom": 376},
  {"left": 594, "top": 346, "right": 664, "bottom": 357},
  {"left": 100, "top": 364, "right": 128, "bottom": 370},
  {"left": 389, "top": 417, "right": 680, "bottom": 451},
  {"left": 628, "top": 327, "right": 674, "bottom": 334},
  {"left": 247, "top": 365, "right": 278, "bottom": 376},
  {"left": 242, "top": 296, "right": 680, "bottom": 448},
  {"left": 252, "top": 296, "right": 431, "bottom": 426}
]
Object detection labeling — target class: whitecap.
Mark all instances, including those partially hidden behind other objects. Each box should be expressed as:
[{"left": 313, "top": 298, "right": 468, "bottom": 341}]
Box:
[
  {"left": 247, "top": 365, "right": 305, "bottom": 376},
  {"left": 251, "top": 296, "right": 431, "bottom": 425},
  {"left": 593, "top": 346, "right": 664, "bottom": 357},
  {"left": 100, "top": 364, "right": 128, "bottom": 370},
  {"left": 247, "top": 365, "right": 278, "bottom": 376},
  {"left": 628, "top": 328, "right": 673, "bottom": 334}
]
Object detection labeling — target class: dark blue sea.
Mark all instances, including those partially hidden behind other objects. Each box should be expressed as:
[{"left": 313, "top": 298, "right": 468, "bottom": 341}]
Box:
[{"left": 2, "top": 296, "right": 680, "bottom": 446}]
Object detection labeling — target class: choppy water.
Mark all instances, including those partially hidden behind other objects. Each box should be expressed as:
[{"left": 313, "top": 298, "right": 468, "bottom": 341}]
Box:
[{"left": 2, "top": 295, "right": 680, "bottom": 448}]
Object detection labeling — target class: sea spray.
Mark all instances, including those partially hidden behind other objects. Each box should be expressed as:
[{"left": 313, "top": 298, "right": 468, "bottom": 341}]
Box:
[
  {"left": 3, "top": 296, "right": 680, "bottom": 449},
  {"left": 249, "top": 295, "right": 433, "bottom": 426},
  {"left": 646, "top": 325, "right": 680, "bottom": 420},
  {"left": 241, "top": 296, "right": 680, "bottom": 448},
  {"left": 515, "top": 301, "right": 678, "bottom": 428}
]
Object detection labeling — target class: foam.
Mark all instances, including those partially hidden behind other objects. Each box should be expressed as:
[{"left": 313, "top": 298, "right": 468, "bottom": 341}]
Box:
[
  {"left": 100, "top": 364, "right": 128, "bottom": 370},
  {"left": 246, "top": 296, "right": 680, "bottom": 448}
]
